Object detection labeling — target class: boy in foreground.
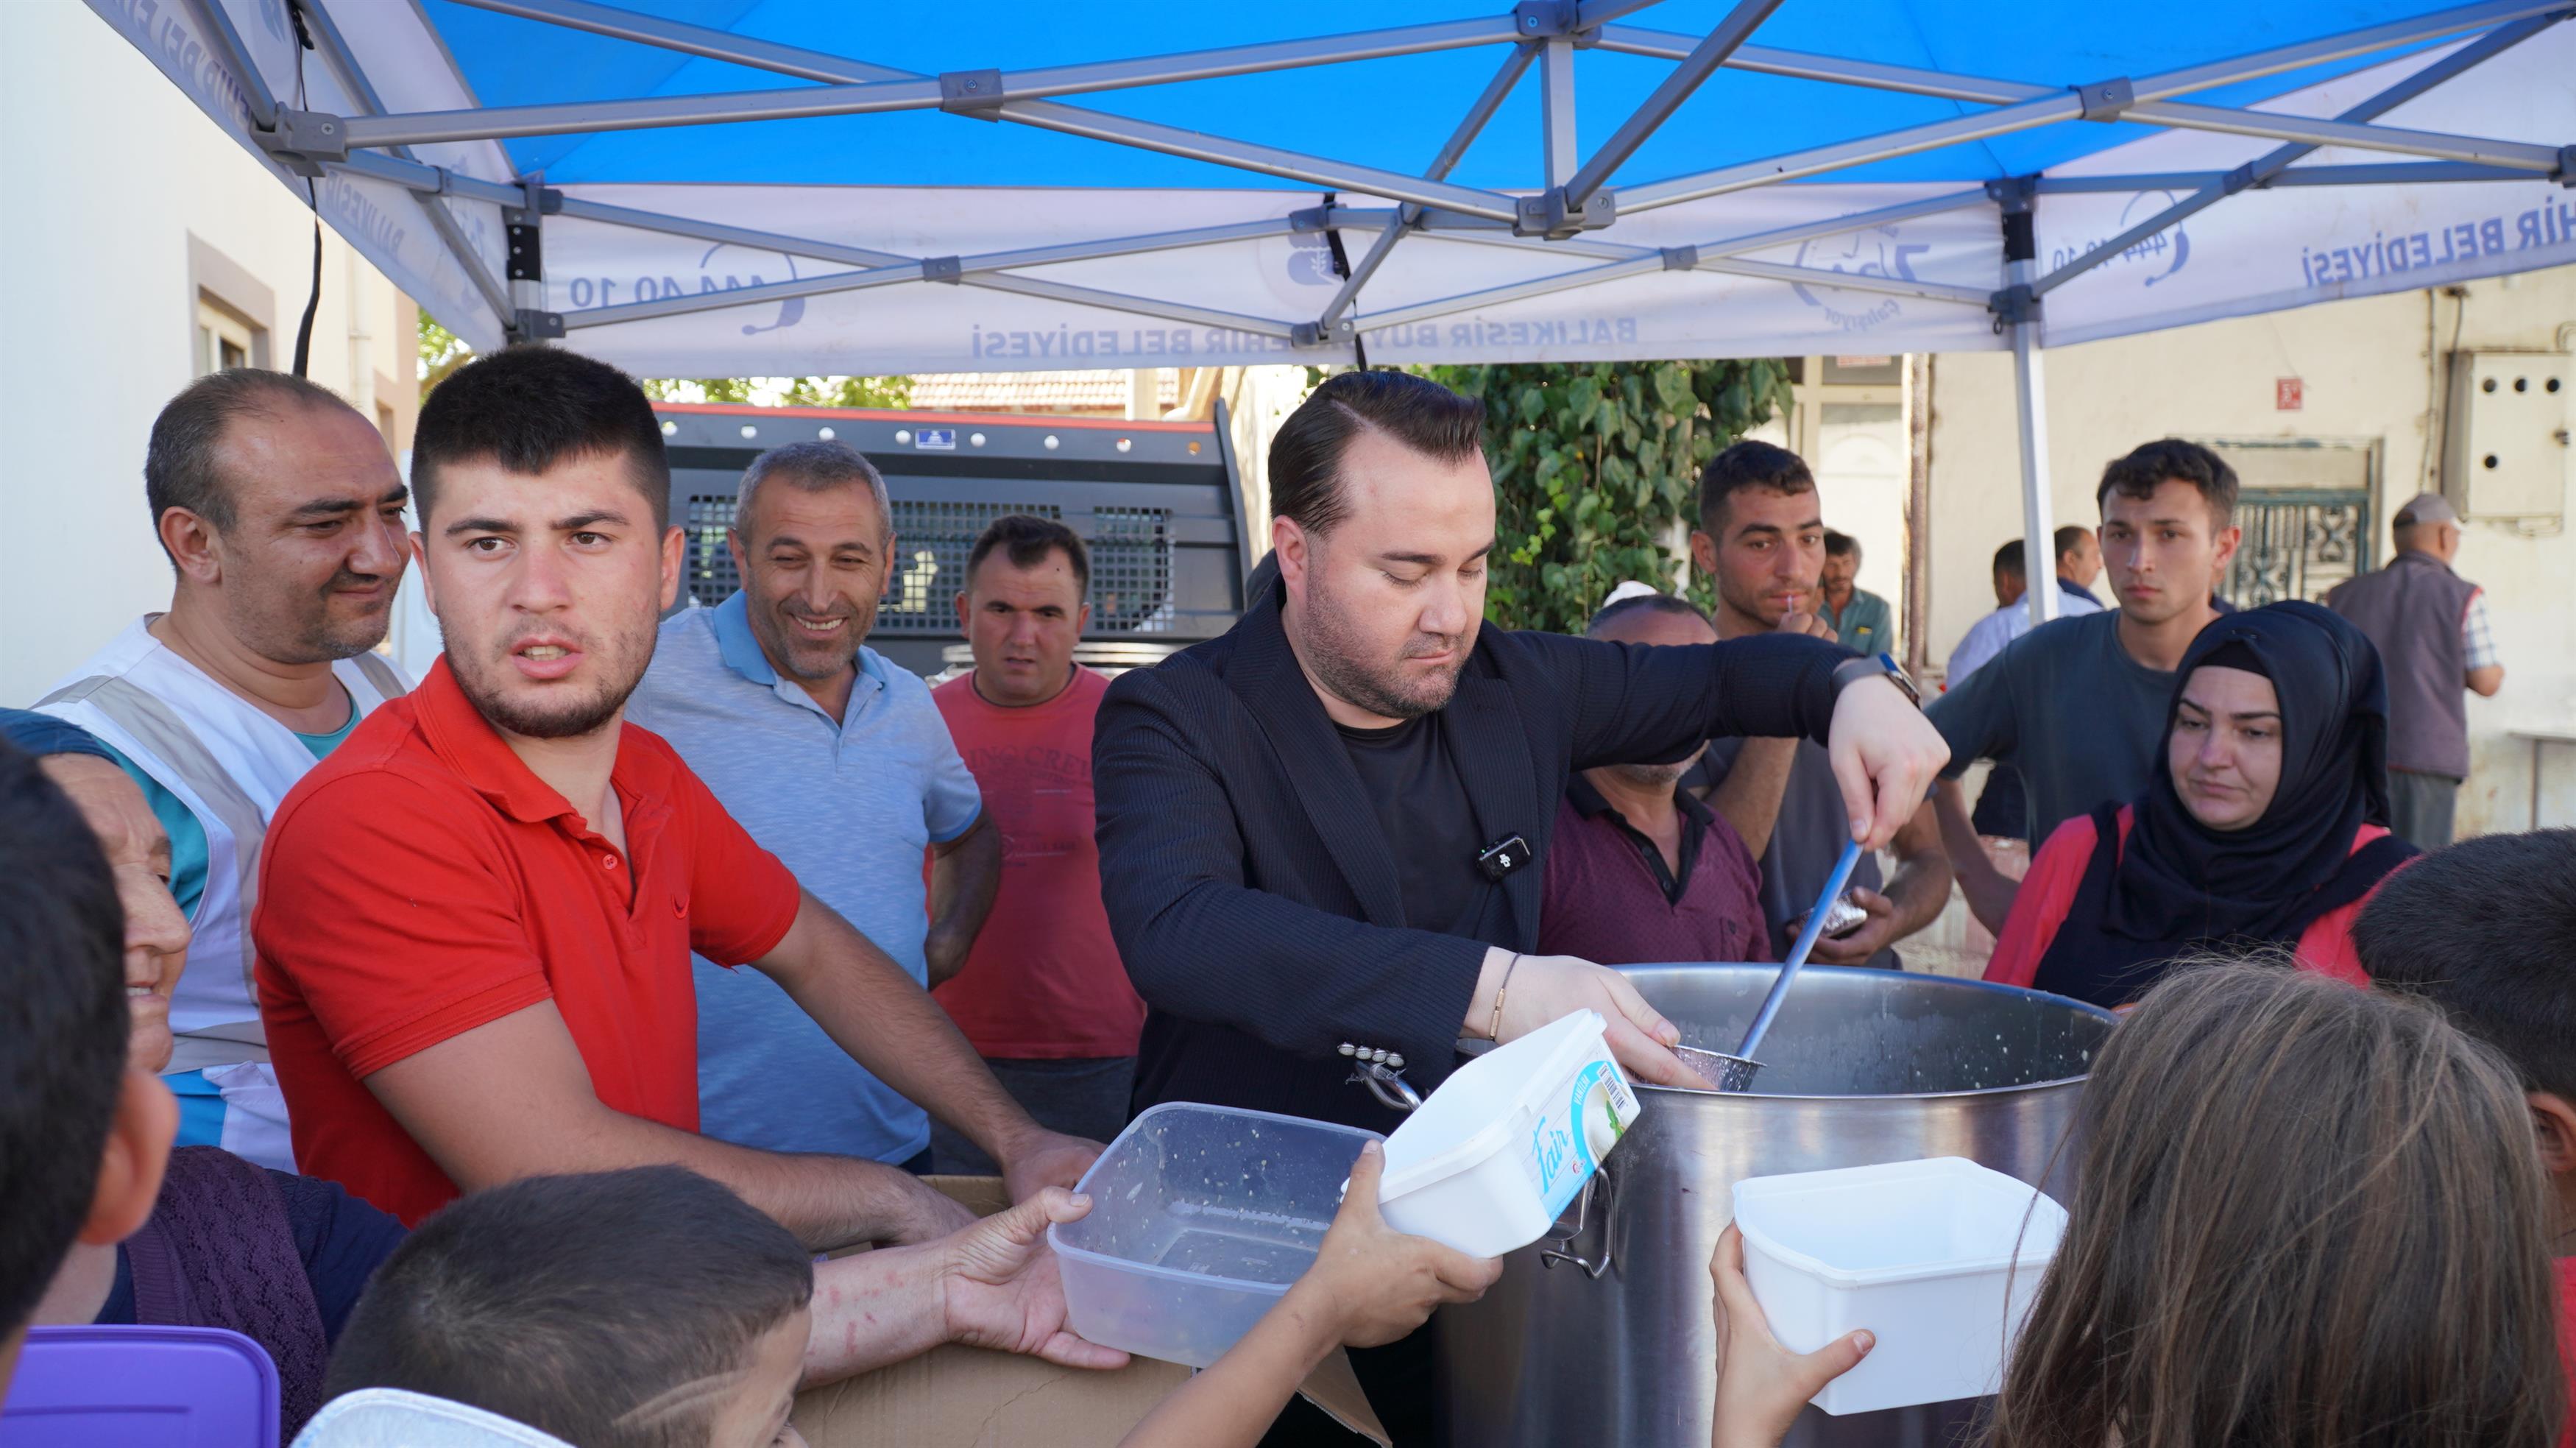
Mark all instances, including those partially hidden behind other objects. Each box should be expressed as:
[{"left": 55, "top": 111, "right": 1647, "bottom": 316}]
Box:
[
  {"left": 2352, "top": 828, "right": 2576, "bottom": 1435},
  {"left": 316, "top": 1145, "right": 1495, "bottom": 1447}
]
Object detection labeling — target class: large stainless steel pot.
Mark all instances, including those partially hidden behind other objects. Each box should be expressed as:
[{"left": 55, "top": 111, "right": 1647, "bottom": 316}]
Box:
[{"left": 1434, "top": 965, "right": 2115, "bottom": 1448}]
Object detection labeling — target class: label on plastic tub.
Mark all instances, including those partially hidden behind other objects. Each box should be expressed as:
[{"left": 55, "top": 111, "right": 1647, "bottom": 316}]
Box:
[{"left": 1524, "top": 1059, "right": 1639, "bottom": 1217}]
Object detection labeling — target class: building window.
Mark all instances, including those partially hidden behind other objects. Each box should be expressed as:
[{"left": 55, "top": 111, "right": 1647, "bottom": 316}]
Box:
[{"left": 196, "top": 296, "right": 262, "bottom": 375}]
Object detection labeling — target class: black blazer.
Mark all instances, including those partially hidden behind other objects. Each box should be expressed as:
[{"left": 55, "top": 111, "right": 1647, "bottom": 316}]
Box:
[{"left": 1093, "top": 587, "right": 1847, "bottom": 1133}]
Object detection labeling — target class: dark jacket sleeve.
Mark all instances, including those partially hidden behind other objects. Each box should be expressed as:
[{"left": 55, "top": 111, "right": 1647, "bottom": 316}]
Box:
[
  {"left": 1094, "top": 667, "right": 1490, "bottom": 1074},
  {"left": 1535, "top": 629, "right": 1851, "bottom": 773}
]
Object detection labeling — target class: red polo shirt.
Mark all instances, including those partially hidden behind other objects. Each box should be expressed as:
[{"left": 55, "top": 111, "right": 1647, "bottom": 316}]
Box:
[{"left": 253, "top": 659, "right": 802, "bottom": 1224}]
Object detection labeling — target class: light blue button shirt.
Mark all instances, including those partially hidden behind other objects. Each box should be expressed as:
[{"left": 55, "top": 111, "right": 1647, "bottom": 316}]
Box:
[{"left": 625, "top": 593, "right": 983, "bottom": 1162}]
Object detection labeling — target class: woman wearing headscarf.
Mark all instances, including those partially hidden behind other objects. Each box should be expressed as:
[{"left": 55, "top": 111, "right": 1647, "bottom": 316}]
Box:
[{"left": 1983, "top": 601, "right": 2418, "bottom": 1009}]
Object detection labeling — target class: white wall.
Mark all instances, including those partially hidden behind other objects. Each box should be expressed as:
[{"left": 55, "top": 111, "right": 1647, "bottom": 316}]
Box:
[
  {"left": 1923, "top": 265, "right": 2576, "bottom": 837},
  {"left": 0, "top": 0, "right": 417, "bottom": 705}
]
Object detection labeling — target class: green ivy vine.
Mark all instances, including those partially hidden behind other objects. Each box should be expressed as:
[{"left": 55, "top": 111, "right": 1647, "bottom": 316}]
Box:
[{"left": 1417, "top": 359, "right": 1793, "bottom": 634}]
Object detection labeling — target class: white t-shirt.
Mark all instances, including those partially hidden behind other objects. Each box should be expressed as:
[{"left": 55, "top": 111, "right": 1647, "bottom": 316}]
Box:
[{"left": 1946, "top": 585, "right": 2103, "bottom": 685}]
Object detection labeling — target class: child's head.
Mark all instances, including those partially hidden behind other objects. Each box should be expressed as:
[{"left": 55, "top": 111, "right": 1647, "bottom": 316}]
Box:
[
  {"left": 1992, "top": 964, "right": 2565, "bottom": 1448},
  {"left": 2353, "top": 830, "right": 2576, "bottom": 1206},
  {"left": 325, "top": 1167, "right": 815, "bottom": 1448}
]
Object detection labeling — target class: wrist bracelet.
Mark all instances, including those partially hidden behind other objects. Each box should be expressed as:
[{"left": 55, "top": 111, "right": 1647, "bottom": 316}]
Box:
[{"left": 1487, "top": 953, "right": 1522, "bottom": 1041}]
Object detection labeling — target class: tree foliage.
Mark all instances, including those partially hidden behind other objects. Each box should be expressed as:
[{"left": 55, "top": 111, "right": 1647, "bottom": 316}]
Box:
[{"left": 1418, "top": 359, "right": 1793, "bottom": 634}]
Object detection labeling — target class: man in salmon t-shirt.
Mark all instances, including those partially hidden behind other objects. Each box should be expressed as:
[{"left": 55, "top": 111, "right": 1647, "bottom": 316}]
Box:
[{"left": 929, "top": 515, "right": 1147, "bottom": 1174}]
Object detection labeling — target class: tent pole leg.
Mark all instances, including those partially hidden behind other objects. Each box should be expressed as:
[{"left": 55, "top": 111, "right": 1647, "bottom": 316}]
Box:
[{"left": 2009, "top": 268, "right": 2059, "bottom": 635}]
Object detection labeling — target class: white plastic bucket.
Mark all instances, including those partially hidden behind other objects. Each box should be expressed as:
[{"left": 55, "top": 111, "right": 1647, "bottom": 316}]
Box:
[
  {"left": 1731, "top": 1157, "right": 2066, "bottom": 1416},
  {"left": 1376, "top": 1009, "right": 1642, "bottom": 1257}
]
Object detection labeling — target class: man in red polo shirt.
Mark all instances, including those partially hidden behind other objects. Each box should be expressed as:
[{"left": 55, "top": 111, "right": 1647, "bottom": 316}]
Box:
[{"left": 253, "top": 348, "right": 1097, "bottom": 1241}]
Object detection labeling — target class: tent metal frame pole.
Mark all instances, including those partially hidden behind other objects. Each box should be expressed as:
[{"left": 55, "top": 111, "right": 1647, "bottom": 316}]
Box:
[
  {"left": 181, "top": 0, "right": 280, "bottom": 131},
  {"left": 2119, "top": 99, "right": 2565, "bottom": 171},
  {"left": 1559, "top": 0, "right": 1786, "bottom": 207},
  {"left": 1595, "top": 0, "right": 2569, "bottom": 105},
  {"left": 430, "top": 0, "right": 1523, "bottom": 220},
  {"left": 2011, "top": 297, "right": 2059, "bottom": 632},
  {"left": 1995, "top": 182, "right": 2058, "bottom": 632},
  {"left": 294, "top": 0, "right": 518, "bottom": 336},
  {"left": 1617, "top": 0, "right": 2572, "bottom": 215},
  {"left": 1540, "top": 38, "right": 1579, "bottom": 187},
  {"left": 1312, "top": 43, "right": 1538, "bottom": 343},
  {"left": 556, "top": 219, "right": 1304, "bottom": 329},
  {"left": 2033, "top": 162, "right": 2538, "bottom": 191},
  {"left": 2028, "top": 13, "right": 2563, "bottom": 300}
]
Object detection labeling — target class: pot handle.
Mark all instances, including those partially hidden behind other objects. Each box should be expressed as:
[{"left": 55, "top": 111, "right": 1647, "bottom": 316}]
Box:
[
  {"left": 1340, "top": 1044, "right": 1423, "bottom": 1112},
  {"left": 1540, "top": 1160, "right": 1617, "bottom": 1279}
]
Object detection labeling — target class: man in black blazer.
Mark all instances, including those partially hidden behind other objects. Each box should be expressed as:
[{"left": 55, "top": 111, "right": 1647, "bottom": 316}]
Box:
[{"left": 1091, "top": 371, "right": 1945, "bottom": 1438}]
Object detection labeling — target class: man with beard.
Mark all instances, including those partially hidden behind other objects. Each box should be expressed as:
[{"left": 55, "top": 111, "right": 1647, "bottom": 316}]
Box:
[
  {"left": 252, "top": 348, "right": 1094, "bottom": 1240},
  {"left": 625, "top": 441, "right": 1007, "bottom": 1173},
  {"left": 1681, "top": 442, "right": 1951, "bottom": 972},
  {"left": 1092, "top": 370, "right": 1947, "bottom": 1444},
  {"left": 1535, "top": 595, "right": 1769, "bottom": 966},
  {"left": 37, "top": 370, "right": 412, "bottom": 1171}
]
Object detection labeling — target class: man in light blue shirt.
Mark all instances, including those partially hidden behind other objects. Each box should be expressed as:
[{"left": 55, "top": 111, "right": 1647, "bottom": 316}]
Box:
[{"left": 627, "top": 442, "right": 1011, "bottom": 1168}]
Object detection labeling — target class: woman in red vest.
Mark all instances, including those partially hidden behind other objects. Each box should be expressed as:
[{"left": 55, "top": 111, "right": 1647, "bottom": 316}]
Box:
[{"left": 1986, "top": 601, "right": 2416, "bottom": 1008}]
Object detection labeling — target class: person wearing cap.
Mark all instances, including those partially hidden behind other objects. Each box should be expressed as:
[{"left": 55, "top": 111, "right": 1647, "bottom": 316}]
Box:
[{"left": 2325, "top": 492, "right": 2503, "bottom": 850}]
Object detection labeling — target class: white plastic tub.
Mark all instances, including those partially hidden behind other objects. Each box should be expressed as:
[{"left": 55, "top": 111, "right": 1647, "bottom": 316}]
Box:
[
  {"left": 1377, "top": 1009, "right": 1643, "bottom": 1258},
  {"left": 1050, "top": 1102, "right": 1379, "bottom": 1368},
  {"left": 1732, "top": 1157, "right": 2066, "bottom": 1416}
]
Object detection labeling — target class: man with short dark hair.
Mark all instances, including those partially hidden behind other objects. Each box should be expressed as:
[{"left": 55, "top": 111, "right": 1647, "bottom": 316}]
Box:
[
  {"left": 1816, "top": 529, "right": 1894, "bottom": 659},
  {"left": 2351, "top": 828, "right": 2575, "bottom": 1407},
  {"left": 1091, "top": 370, "right": 1946, "bottom": 1443},
  {"left": 0, "top": 741, "right": 177, "bottom": 1388},
  {"left": 2053, "top": 523, "right": 2103, "bottom": 607},
  {"left": 1684, "top": 442, "right": 1953, "bottom": 970},
  {"left": 927, "top": 515, "right": 1144, "bottom": 1175},
  {"left": 1929, "top": 437, "right": 2243, "bottom": 931},
  {"left": 253, "top": 348, "right": 1092, "bottom": 1243},
  {"left": 625, "top": 439, "right": 1011, "bottom": 1171},
  {"left": 1538, "top": 595, "right": 1769, "bottom": 966},
  {"left": 318, "top": 1165, "right": 1125, "bottom": 1448},
  {"left": 37, "top": 370, "right": 411, "bottom": 1170},
  {"left": 2325, "top": 492, "right": 2503, "bottom": 850}
]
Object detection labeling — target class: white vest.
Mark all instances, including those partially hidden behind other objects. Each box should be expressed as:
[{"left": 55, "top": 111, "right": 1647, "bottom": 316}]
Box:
[{"left": 38, "top": 617, "right": 408, "bottom": 1065}]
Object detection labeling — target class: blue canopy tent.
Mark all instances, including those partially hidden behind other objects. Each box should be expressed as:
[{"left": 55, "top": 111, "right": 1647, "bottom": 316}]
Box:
[{"left": 93, "top": 0, "right": 2576, "bottom": 624}]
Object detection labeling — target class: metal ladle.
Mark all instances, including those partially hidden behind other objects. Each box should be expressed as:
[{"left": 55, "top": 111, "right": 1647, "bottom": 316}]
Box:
[{"left": 1677, "top": 838, "right": 1866, "bottom": 1093}]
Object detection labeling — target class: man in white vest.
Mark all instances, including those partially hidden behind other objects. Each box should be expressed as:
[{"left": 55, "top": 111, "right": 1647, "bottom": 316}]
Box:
[{"left": 37, "top": 369, "right": 411, "bottom": 1170}]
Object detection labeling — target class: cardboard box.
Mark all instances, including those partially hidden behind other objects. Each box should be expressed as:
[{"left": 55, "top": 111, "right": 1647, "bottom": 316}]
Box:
[{"left": 792, "top": 1177, "right": 1388, "bottom": 1447}]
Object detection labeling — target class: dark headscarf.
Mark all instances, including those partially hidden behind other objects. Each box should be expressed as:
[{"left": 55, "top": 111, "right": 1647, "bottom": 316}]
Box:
[
  {"left": 0, "top": 707, "right": 115, "bottom": 763},
  {"left": 2102, "top": 600, "right": 2413, "bottom": 946}
]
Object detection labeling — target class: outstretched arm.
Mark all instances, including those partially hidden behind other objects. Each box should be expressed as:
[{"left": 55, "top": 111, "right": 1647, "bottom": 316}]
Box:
[{"left": 754, "top": 892, "right": 1101, "bottom": 1207}]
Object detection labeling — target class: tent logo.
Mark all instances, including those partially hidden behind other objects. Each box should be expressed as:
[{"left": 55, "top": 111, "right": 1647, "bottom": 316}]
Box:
[
  {"left": 2046, "top": 191, "right": 2191, "bottom": 288},
  {"left": 693, "top": 242, "right": 805, "bottom": 336},
  {"left": 1791, "top": 227, "right": 1930, "bottom": 333}
]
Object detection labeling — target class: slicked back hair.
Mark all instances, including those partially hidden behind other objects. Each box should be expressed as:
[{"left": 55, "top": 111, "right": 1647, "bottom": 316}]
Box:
[
  {"left": 1696, "top": 440, "right": 1815, "bottom": 534},
  {"left": 0, "top": 740, "right": 132, "bottom": 1338},
  {"left": 967, "top": 513, "right": 1090, "bottom": 596},
  {"left": 2353, "top": 829, "right": 2576, "bottom": 1103},
  {"left": 412, "top": 347, "right": 670, "bottom": 531},
  {"left": 1994, "top": 539, "right": 2027, "bottom": 579},
  {"left": 1268, "top": 370, "right": 1487, "bottom": 535},
  {"left": 2053, "top": 523, "right": 2093, "bottom": 560},
  {"left": 1822, "top": 529, "right": 1859, "bottom": 559},
  {"left": 1586, "top": 592, "right": 1710, "bottom": 638},
  {"left": 735, "top": 440, "right": 890, "bottom": 544},
  {"left": 324, "top": 1167, "right": 814, "bottom": 1448},
  {"left": 144, "top": 368, "right": 361, "bottom": 552},
  {"left": 2097, "top": 439, "right": 2237, "bottom": 530}
]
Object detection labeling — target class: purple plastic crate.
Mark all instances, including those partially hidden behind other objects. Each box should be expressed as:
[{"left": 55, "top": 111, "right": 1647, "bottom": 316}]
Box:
[{"left": 1, "top": 1325, "right": 279, "bottom": 1448}]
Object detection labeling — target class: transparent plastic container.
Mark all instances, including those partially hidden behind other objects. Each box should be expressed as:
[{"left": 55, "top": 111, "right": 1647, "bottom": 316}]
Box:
[
  {"left": 1050, "top": 1102, "right": 1381, "bottom": 1367},
  {"left": 1733, "top": 1157, "right": 2067, "bottom": 1416}
]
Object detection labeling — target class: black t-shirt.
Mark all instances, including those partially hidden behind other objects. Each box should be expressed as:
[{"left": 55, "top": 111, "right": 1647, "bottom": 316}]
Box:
[{"left": 1336, "top": 712, "right": 1498, "bottom": 938}]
